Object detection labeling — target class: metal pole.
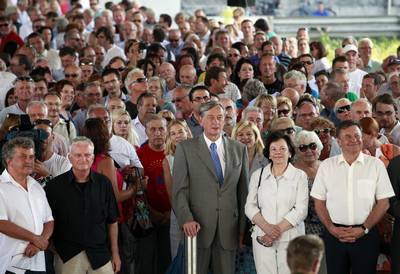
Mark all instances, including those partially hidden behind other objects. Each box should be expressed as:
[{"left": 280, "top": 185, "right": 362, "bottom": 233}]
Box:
[{"left": 186, "top": 236, "right": 197, "bottom": 274}]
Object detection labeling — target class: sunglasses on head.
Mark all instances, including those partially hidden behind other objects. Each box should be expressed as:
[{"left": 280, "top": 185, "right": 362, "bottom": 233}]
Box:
[
  {"left": 314, "top": 128, "right": 332, "bottom": 135},
  {"left": 336, "top": 105, "right": 351, "bottom": 114},
  {"left": 14, "top": 76, "right": 33, "bottom": 84},
  {"left": 298, "top": 142, "right": 318, "bottom": 152},
  {"left": 278, "top": 127, "right": 295, "bottom": 135}
]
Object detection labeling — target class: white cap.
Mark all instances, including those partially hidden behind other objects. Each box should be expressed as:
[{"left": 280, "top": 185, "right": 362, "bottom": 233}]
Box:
[{"left": 343, "top": 44, "right": 358, "bottom": 54}]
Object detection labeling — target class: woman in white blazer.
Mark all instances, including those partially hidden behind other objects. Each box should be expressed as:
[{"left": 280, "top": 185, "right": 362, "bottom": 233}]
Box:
[{"left": 245, "top": 131, "right": 309, "bottom": 274}]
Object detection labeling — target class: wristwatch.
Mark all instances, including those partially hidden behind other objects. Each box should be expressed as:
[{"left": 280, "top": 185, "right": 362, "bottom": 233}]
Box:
[{"left": 361, "top": 224, "right": 369, "bottom": 235}]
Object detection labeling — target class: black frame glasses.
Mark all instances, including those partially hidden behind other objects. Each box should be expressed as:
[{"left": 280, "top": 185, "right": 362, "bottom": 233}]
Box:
[{"left": 336, "top": 105, "right": 351, "bottom": 114}]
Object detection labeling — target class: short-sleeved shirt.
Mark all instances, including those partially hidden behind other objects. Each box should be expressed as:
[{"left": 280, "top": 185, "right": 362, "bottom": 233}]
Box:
[
  {"left": 45, "top": 170, "right": 118, "bottom": 270},
  {"left": 311, "top": 153, "right": 394, "bottom": 226},
  {"left": 0, "top": 170, "right": 53, "bottom": 273}
]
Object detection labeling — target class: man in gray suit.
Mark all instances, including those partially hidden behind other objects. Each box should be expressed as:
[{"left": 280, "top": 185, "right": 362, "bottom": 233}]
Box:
[{"left": 172, "top": 100, "right": 249, "bottom": 274}]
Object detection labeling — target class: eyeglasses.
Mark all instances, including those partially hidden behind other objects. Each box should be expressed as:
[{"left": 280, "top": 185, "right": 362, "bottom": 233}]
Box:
[
  {"left": 314, "top": 128, "right": 332, "bottom": 135},
  {"left": 172, "top": 95, "right": 188, "bottom": 103},
  {"left": 302, "top": 61, "right": 313, "bottom": 65},
  {"left": 169, "top": 39, "right": 179, "bottom": 42},
  {"left": 130, "top": 77, "right": 147, "bottom": 84},
  {"left": 228, "top": 53, "right": 240, "bottom": 57},
  {"left": 116, "top": 67, "right": 126, "bottom": 72},
  {"left": 65, "top": 73, "right": 79, "bottom": 78},
  {"left": 192, "top": 95, "right": 210, "bottom": 102},
  {"left": 278, "top": 127, "right": 295, "bottom": 135},
  {"left": 34, "top": 118, "right": 53, "bottom": 128},
  {"left": 298, "top": 142, "right": 318, "bottom": 152},
  {"left": 336, "top": 105, "right": 351, "bottom": 114},
  {"left": 0, "top": 23, "right": 9, "bottom": 27},
  {"left": 133, "top": 19, "right": 142, "bottom": 23},
  {"left": 278, "top": 109, "right": 290, "bottom": 116}
]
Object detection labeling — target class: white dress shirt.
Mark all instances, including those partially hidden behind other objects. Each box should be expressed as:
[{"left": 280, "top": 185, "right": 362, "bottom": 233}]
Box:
[
  {"left": 109, "top": 134, "right": 143, "bottom": 168},
  {"left": 43, "top": 153, "right": 72, "bottom": 178},
  {"left": 0, "top": 170, "right": 53, "bottom": 274},
  {"left": 203, "top": 134, "right": 226, "bottom": 177},
  {"left": 0, "top": 103, "right": 26, "bottom": 125},
  {"left": 349, "top": 69, "right": 367, "bottom": 96},
  {"left": 311, "top": 153, "right": 394, "bottom": 226},
  {"left": 132, "top": 117, "right": 148, "bottom": 146},
  {"left": 245, "top": 163, "right": 309, "bottom": 242},
  {"left": 380, "top": 121, "right": 400, "bottom": 146}
]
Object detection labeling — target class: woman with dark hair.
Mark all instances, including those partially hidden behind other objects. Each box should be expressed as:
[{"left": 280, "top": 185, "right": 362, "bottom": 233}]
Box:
[
  {"left": 309, "top": 41, "right": 330, "bottom": 74},
  {"left": 137, "top": 59, "right": 157, "bottom": 78},
  {"left": 4, "top": 87, "right": 17, "bottom": 108},
  {"left": 231, "top": 58, "right": 255, "bottom": 89},
  {"left": 83, "top": 118, "right": 135, "bottom": 204},
  {"left": 125, "top": 39, "right": 140, "bottom": 68},
  {"left": 55, "top": 79, "right": 75, "bottom": 123},
  {"left": 245, "top": 131, "right": 308, "bottom": 274}
]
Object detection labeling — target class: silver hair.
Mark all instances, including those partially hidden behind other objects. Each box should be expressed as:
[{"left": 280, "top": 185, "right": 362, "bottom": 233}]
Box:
[
  {"left": 125, "top": 68, "right": 145, "bottom": 92},
  {"left": 242, "top": 106, "right": 264, "bottom": 121},
  {"left": 26, "top": 101, "right": 48, "bottom": 116},
  {"left": 86, "top": 104, "right": 110, "bottom": 119},
  {"left": 199, "top": 101, "right": 225, "bottom": 118},
  {"left": 284, "top": 70, "right": 307, "bottom": 87},
  {"left": 295, "top": 130, "right": 323, "bottom": 153},
  {"left": 70, "top": 136, "right": 94, "bottom": 154}
]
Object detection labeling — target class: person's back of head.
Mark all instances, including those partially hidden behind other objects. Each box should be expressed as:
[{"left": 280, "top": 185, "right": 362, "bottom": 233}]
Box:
[{"left": 287, "top": 235, "right": 324, "bottom": 274}]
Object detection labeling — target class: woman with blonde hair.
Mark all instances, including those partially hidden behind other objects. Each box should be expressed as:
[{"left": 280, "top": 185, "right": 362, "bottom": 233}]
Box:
[
  {"left": 162, "top": 119, "right": 192, "bottom": 259},
  {"left": 276, "top": 96, "right": 293, "bottom": 118},
  {"left": 254, "top": 93, "right": 277, "bottom": 133},
  {"left": 111, "top": 109, "right": 140, "bottom": 148},
  {"left": 334, "top": 98, "right": 352, "bottom": 122},
  {"left": 232, "top": 120, "right": 268, "bottom": 273}
]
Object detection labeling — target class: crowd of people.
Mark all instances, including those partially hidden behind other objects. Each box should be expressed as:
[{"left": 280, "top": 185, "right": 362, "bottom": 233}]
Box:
[{"left": 1, "top": 1, "right": 400, "bottom": 274}]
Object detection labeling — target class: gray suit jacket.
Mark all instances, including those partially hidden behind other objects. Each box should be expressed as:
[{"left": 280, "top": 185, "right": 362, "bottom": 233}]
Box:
[{"left": 172, "top": 134, "right": 249, "bottom": 250}]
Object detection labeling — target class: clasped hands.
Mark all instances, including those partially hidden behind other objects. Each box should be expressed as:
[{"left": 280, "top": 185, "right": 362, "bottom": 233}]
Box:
[
  {"left": 257, "top": 223, "right": 282, "bottom": 247},
  {"left": 24, "top": 235, "right": 49, "bottom": 258},
  {"left": 328, "top": 225, "right": 364, "bottom": 243}
]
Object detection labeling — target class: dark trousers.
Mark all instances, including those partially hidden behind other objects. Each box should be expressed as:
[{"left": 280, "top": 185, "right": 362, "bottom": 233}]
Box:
[
  {"left": 134, "top": 223, "right": 171, "bottom": 274},
  {"left": 323, "top": 226, "right": 379, "bottom": 274}
]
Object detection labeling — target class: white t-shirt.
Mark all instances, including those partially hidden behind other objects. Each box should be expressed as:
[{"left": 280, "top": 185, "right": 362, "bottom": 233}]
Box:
[{"left": 43, "top": 153, "right": 72, "bottom": 178}]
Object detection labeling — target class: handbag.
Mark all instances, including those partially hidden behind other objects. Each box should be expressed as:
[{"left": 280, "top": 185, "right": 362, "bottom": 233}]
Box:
[
  {"left": 128, "top": 167, "right": 154, "bottom": 238},
  {"left": 242, "top": 167, "right": 265, "bottom": 246}
]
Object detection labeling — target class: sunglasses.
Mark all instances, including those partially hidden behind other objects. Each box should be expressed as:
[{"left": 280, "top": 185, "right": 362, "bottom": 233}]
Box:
[
  {"left": 314, "top": 128, "right": 332, "bottom": 135},
  {"left": 130, "top": 77, "right": 147, "bottom": 84},
  {"left": 278, "top": 109, "right": 290, "bottom": 116},
  {"left": 169, "top": 39, "right": 179, "bottom": 42},
  {"left": 228, "top": 53, "right": 240, "bottom": 57},
  {"left": 14, "top": 76, "right": 34, "bottom": 84},
  {"left": 302, "top": 61, "right": 313, "bottom": 65},
  {"left": 298, "top": 142, "right": 318, "bottom": 152},
  {"left": 116, "top": 67, "right": 126, "bottom": 72},
  {"left": 65, "top": 73, "right": 79, "bottom": 78},
  {"left": 336, "top": 105, "right": 351, "bottom": 114},
  {"left": 0, "top": 23, "right": 8, "bottom": 27},
  {"left": 278, "top": 127, "right": 295, "bottom": 135}
]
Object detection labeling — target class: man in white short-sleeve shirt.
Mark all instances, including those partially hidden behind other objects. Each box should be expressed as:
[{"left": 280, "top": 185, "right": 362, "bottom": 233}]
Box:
[
  {"left": 0, "top": 137, "right": 54, "bottom": 274},
  {"left": 311, "top": 120, "right": 394, "bottom": 274}
]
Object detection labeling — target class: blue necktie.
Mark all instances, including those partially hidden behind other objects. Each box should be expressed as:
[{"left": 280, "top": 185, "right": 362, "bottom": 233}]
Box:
[{"left": 210, "top": 143, "right": 224, "bottom": 186}]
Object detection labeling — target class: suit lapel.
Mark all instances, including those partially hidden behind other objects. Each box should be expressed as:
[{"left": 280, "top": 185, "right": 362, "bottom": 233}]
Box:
[
  {"left": 222, "top": 136, "right": 231, "bottom": 183},
  {"left": 197, "top": 135, "right": 219, "bottom": 182}
]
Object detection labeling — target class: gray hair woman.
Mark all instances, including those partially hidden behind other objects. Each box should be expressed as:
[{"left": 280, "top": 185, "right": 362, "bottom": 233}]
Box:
[
  {"left": 242, "top": 78, "right": 267, "bottom": 103},
  {"left": 293, "top": 130, "right": 327, "bottom": 274}
]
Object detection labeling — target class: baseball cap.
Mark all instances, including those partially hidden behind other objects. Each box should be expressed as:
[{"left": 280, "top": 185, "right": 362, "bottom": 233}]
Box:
[{"left": 343, "top": 44, "right": 358, "bottom": 54}]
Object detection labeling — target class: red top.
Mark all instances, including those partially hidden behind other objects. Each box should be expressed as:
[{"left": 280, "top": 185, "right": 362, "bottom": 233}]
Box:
[
  {"left": 137, "top": 144, "right": 171, "bottom": 213},
  {"left": 91, "top": 154, "right": 125, "bottom": 222},
  {"left": 0, "top": 31, "right": 24, "bottom": 53}
]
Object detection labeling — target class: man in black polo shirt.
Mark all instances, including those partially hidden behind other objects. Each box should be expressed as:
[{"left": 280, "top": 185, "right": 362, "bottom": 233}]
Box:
[{"left": 45, "top": 137, "right": 120, "bottom": 273}]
